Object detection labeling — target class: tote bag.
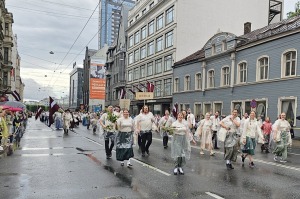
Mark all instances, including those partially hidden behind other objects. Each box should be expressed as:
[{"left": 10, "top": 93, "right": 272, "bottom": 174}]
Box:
[{"left": 218, "top": 127, "right": 227, "bottom": 142}]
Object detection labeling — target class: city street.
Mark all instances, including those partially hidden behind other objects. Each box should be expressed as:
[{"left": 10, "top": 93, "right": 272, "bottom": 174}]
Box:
[{"left": 0, "top": 118, "right": 300, "bottom": 199}]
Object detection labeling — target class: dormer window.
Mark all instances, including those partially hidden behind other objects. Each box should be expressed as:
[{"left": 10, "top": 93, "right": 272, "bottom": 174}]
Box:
[
  {"left": 212, "top": 44, "right": 216, "bottom": 55},
  {"left": 222, "top": 40, "right": 227, "bottom": 51}
]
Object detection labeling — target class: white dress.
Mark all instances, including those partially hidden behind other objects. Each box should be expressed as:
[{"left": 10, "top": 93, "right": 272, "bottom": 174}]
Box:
[{"left": 197, "top": 119, "right": 213, "bottom": 150}]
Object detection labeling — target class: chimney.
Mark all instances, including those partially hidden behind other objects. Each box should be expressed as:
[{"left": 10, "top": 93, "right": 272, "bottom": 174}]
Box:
[{"left": 244, "top": 22, "right": 252, "bottom": 34}]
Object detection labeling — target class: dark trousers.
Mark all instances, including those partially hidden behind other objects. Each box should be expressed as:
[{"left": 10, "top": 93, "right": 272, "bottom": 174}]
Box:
[
  {"left": 138, "top": 134, "right": 142, "bottom": 148},
  {"left": 105, "top": 132, "right": 115, "bottom": 156},
  {"left": 212, "top": 131, "right": 218, "bottom": 148},
  {"left": 140, "top": 131, "right": 152, "bottom": 154},
  {"left": 163, "top": 134, "right": 169, "bottom": 147}
]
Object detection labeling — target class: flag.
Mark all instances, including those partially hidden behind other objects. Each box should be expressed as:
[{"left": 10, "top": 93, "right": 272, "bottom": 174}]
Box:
[
  {"left": 133, "top": 84, "right": 143, "bottom": 92},
  {"left": 172, "top": 103, "right": 178, "bottom": 119},
  {"left": 119, "top": 88, "right": 126, "bottom": 99},
  {"left": 12, "top": 90, "right": 21, "bottom": 101},
  {"left": 49, "top": 96, "right": 60, "bottom": 127},
  {"left": 35, "top": 107, "right": 43, "bottom": 120},
  {"left": 146, "top": 81, "right": 154, "bottom": 92}
]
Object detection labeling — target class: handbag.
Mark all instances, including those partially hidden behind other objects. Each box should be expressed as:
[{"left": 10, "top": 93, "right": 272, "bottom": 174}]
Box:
[{"left": 218, "top": 127, "right": 227, "bottom": 142}]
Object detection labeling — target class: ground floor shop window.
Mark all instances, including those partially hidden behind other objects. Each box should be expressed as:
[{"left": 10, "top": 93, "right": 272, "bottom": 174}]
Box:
[
  {"left": 232, "top": 102, "right": 242, "bottom": 117},
  {"left": 280, "top": 98, "right": 296, "bottom": 124},
  {"left": 214, "top": 102, "right": 222, "bottom": 115},
  {"left": 153, "top": 104, "right": 161, "bottom": 115},
  {"left": 204, "top": 103, "right": 212, "bottom": 115},
  {"left": 194, "top": 103, "right": 202, "bottom": 121}
]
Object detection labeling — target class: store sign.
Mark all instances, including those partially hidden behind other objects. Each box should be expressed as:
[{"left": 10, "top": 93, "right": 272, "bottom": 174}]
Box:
[
  {"left": 119, "top": 99, "right": 131, "bottom": 110},
  {"left": 135, "top": 92, "right": 154, "bottom": 100}
]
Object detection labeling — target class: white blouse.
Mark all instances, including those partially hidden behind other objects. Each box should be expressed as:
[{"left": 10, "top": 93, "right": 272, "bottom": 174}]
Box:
[
  {"left": 171, "top": 120, "right": 188, "bottom": 135},
  {"left": 138, "top": 112, "right": 154, "bottom": 131},
  {"left": 117, "top": 117, "right": 134, "bottom": 132},
  {"left": 221, "top": 115, "right": 240, "bottom": 132},
  {"left": 242, "top": 118, "right": 263, "bottom": 139}
]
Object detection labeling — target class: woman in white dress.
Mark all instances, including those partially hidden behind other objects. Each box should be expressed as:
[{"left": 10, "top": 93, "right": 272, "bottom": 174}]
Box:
[
  {"left": 220, "top": 109, "right": 241, "bottom": 170},
  {"left": 62, "top": 109, "right": 72, "bottom": 135},
  {"left": 196, "top": 112, "right": 214, "bottom": 156},
  {"left": 116, "top": 109, "right": 134, "bottom": 167},
  {"left": 158, "top": 110, "right": 174, "bottom": 148},
  {"left": 171, "top": 112, "right": 192, "bottom": 175},
  {"left": 241, "top": 111, "right": 264, "bottom": 168},
  {"left": 273, "top": 112, "right": 292, "bottom": 163}
]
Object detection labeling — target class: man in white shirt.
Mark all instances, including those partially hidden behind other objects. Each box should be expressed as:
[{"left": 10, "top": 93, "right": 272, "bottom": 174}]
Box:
[
  {"left": 187, "top": 108, "right": 195, "bottom": 133},
  {"left": 137, "top": 105, "right": 155, "bottom": 157},
  {"left": 210, "top": 111, "right": 220, "bottom": 149}
]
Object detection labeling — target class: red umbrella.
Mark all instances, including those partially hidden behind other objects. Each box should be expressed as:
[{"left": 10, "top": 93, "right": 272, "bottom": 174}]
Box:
[{"left": 2, "top": 106, "right": 23, "bottom": 112}]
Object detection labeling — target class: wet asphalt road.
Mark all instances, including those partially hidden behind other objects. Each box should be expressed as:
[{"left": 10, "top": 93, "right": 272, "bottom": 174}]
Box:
[{"left": 0, "top": 118, "right": 300, "bottom": 199}]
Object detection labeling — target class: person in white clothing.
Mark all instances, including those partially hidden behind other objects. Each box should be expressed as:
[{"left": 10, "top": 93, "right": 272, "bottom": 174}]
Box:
[
  {"left": 62, "top": 109, "right": 72, "bottom": 135},
  {"left": 187, "top": 108, "right": 195, "bottom": 133},
  {"left": 210, "top": 111, "right": 220, "bottom": 149},
  {"left": 158, "top": 110, "right": 174, "bottom": 148},
  {"left": 136, "top": 105, "right": 155, "bottom": 157},
  {"left": 241, "top": 111, "right": 264, "bottom": 168},
  {"left": 197, "top": 113, "right": 214, "bottom": 156}
]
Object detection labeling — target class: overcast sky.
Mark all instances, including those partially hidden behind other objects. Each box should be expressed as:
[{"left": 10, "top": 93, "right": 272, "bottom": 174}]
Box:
[{"left": 6, "top": 0, "right": 299, "bottom": 101}]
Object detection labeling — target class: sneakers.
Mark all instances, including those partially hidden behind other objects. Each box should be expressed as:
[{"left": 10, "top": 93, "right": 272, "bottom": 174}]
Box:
[
  {"left": 173, "top": 167, "right": 178, "bottom": 175},
  {"left": 249, "top": 162, "right": 255, "bottom": 168},
  {"left": 127, "top": 161, "right": 133, "bottom": 167},
  {"left": 279, "top": 158, "right": 287, "bottom": 163},
  {"left": 178, "top": 167, "right": 184, "bottom": 175},
  {"left": 274, "top": 156, "right": 279, "bottom": 162},
  {"left": 146, "top": 150, "right": 150, "bottom": 155},
  {"left": 200, "top": 151, "right": 204, "bottom": 155}
]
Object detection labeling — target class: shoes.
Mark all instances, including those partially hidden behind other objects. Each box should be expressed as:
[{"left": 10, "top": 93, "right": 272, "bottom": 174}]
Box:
[
  {"left": 106, "top": 155, "right": 112, "bottom": 159},
  {"left": 210, "top": 152, "right": 215, "bottom": 156},
  {"left": 226, "top": 163, "right": 234, "bottom": 170},
  {"left": 141, "top": 153, "right": 145, "bottom": 157},
  {"left": 178, "top": 167, "right": 184, "bottom": 175},
  {"left": 279, "top": 159, "right": 287, "bottom": 163},
  {"left": 266, "top": 150, "right": 270, "bottom": 153},
  {"left": 121, "top": 162, "right": 124, "bottom": 166},
  {"left": 241, "top": 155, "right": 246, "bottom": 163},
  {"left": 164, "top": 146, "right": 168, "bottom": 149},
  {"left": 200, "top": 151, "right": 204, "bottom": 155},
  {"left": 173, "top": 167, "right": 178, "bottom": 175},
  {"left": 127, "top": 162, "right": 133, "bottom": 167},
  {"left": 146, "top": 150, "right": 150, "bottom": 155},
  {"left": 249, "top": 162, "right": 255, "bottom": 168},
  {"left": 214, "top": 147, "right": 220, "bottom": 149},
  {"left": 274, "top": 156, "right": 279, "bottom": 162}
]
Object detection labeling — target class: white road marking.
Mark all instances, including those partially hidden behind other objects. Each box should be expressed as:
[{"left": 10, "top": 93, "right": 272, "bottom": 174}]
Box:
[
  {"left": 20, "top": 147, "right": 65, "bottom": 151},
  {"left": 130, "top": 158, "right": 171, "bottom": 176},
  {"left": 83, "top": 137, "right": 103, "bottom": 146},
  {"left": 205, "top": 192, "right": 224, "bottom": 199},
  {"left": 152, "top": 137, "right": 300, "bottom": 172}
]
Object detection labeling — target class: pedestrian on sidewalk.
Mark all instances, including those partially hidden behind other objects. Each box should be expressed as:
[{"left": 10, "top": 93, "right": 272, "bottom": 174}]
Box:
[
  {"left": 116, "top": 109, "right": 134, "bottom": 167},
  {"left": 197, "top": 112, "right": 215, "bottom": 156},
  {"left": 100, "top": 105, "right": 117, "bottom": 159},
  {"left": 171, "top": 112, "right": 192, "bottom": 175},
  {"left": 220, "top": 109, "right": 241, "bottom": 170},
  {"left": 210, "top": 111, "right": 220, "bottom": 149},
  {"left": 54, "top": 110, "right": 63, "bottom": 130},
  {"left": 241, "top": 111, "right": 264, "bottom": 168},
  {"left": 158, "top": 110, "right": 174, "bottom": 149},
  {"left": 136, "top": 105, "right": 155, "bottom": 157},
  {"left": 273, "top": 112, "right": 292, "bottom": 163}
]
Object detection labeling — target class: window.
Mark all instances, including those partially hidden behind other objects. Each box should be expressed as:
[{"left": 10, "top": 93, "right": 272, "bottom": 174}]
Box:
[
  {"left": 212, "top": 44, "right": 216, "bottom": 55},
  {"left": 258, "top": 57, "right": 269, "bottom": 80},
  {"left": 174, "top": 78, "right": 179, "bottom": 92},
  {"left": 214, "top": 103, "right": 222, "bottom": 115},
  {"left": 154, "top": 80, "right": 162, "bottom": 97},
  {"left": 148, "top": 41, "right": 154, "bottom": 56},
  {"left": 194, "top": 103, "right": 202, "bottom": 120},
  {"left": 128, "top": 70, "right": 133, "bottom": 81},
  {"left": 232, "top": 102, "right": 242, "bottom": 116},
  {"left": 129, "top": 35, "right": 133, "bottom": 47},
  {"left": 282, "top": 51, "right": 296, "bottom": 77},
  {"left": 156, "top": 14, "right": 163, "bottom": 30},
  {"left": 238, "top": 62, "right": 247, "bottom": 83},
  {"left": 147, "top": 62, "right": 153, "bottom": 76},
  {"left": 134, "top": 49, "right": 139, "bottom": 62},
  {"left": 134, "top": 31, "right": 140, "bottom": 44},
  {"left": 141, "top": 26, "right": 147, "bottom": 40},
  {"left": 4, "top": 47, "right": 9, "bottom": 64},
  {"left": 164, "top": 79, "right": 172, "bottom": 96},
  {"left": 128, "top": 53, "right": 133, "bottom": 64},
  {"left": 204, "top": 103, "right": 212, "bottom": 115},
  {"left": 207, "top": 70, "right": 215, "bottom": 88},
  {"left": 155, "top": 59, "right": 162, "bottom": 74},
  {"left": 142, "top": 9, "right": 147, "bottom": 15},
  {"left": 165, "top": 31, "right": 173, "bottom": 48},
  {"left": 149, "top": 1, "right": 154, "bottom": 8},
  {"left": 129, "top": 20, "right": 133, "bottom": 26},
  {"left": 222, "top": 40, "right": 227, "bottom": 51},
  {"left": 3, "top": 72, "right": 8, "bottom": 86},
  {"left": 166, "top": 6, "right": 174, "bottom": 24},
  {"left": 280, "top": 98, "right": 296, "bottom": 124},
  {"left": 134, "top": 67, "right": 139, "bottom": 80},
  {"left": 140, "top": 65, "right": 145, "bottom": 78},
  {"left": 156, "top": 36, "right": 163, "bottom": 52},
  {"left": 135, "top": 14, "right": 140, "bottom": 20},
  {"left": 148, "top": 20, "right": 154, "bottom": 36},
  {"left": 195, "top": 73, "right": 202, "bottom": 90},
  {"left": 164, "top": 55, "right": 172, "bottom": 71},
  {"left": 221, "top": 66, "right": 230, "bottom": 86},
  {"left": 184, "top": 75, "right": 190, "bottom": 91},
  {"left": 140, "top": 45, "right": 146, "bottom": 59}
]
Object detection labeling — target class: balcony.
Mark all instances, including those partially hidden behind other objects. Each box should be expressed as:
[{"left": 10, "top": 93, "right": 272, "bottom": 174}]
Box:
[{"left": 113, "top": 80, "right": 126, "bottom": 89}]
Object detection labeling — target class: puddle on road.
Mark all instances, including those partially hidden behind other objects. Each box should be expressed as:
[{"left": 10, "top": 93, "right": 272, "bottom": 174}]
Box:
[{"left": 20, "top": 147, "right": 73, "bottom": 151}]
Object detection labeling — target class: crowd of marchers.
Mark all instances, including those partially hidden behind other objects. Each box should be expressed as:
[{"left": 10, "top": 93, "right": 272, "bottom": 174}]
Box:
[{"left": 38, "top": 105, "right": 293, "bottom": 175}]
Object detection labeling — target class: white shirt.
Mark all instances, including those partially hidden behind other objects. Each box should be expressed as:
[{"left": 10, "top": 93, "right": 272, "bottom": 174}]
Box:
[
  {"left": 221, "top": 115, "right": 241, "bottom": 132},
  {"left": 242, "top": 118, "right": 264, "bottom": 139},
  {"left": 187, "top": 113, "right": 195, "bottom": 126},
  {"left": 100, "top": 112, "right": 115, "bottom": 128},
  {"left": 158, "top": 116, "right": 174, "bottom": 128},
  {"left": 171, "top": 120, "right": 188, "bottom": 135},
  {"left": 210, "top": 116, "right": 220, "bottom": 131},
  {"left": 117, "top": 117, "right": 134, "bottom": 132},
  {"left": 138, "top": 112, "right": 154, "bottom": 131}
]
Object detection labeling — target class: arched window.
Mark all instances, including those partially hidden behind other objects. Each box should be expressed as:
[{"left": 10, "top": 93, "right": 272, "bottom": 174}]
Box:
[
  {"left": 257, "top": 56, "right": 269, "bottom": 80},
  {"left": 221, "top": 66, "right": 230, "bottom": 86},
  {"left": 282, "top": 50, "right": 297, "bottom": 77}
]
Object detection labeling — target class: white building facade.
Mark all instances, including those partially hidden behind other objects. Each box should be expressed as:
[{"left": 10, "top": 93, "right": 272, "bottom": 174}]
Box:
[{"left": 125, "top": 0, "right": 283, "bottom": 115}]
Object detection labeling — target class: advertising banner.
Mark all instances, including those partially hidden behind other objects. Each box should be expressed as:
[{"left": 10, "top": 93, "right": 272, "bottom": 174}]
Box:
[{"left": 90, "top": 61, "right": 106, "bottom": 99}]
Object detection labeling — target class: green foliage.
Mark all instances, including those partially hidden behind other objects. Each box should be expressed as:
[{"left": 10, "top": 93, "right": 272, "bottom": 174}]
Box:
[
  {"left": 26, "top": 105, "right": 48, "bottom": 112},
  {"left": 287, "top": 1, "right": 300, "bottom": 19}
]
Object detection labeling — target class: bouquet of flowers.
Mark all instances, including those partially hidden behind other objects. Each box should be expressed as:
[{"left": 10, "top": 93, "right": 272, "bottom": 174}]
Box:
[
  {"left": 104, "top": 124, "right": 114, "bottom": 131},
  {"left": 161, "top": 126, "right": 176, "bottom": 135},
  {"left": 107, "top": 111, "right": 118, "bottom": 123}
]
